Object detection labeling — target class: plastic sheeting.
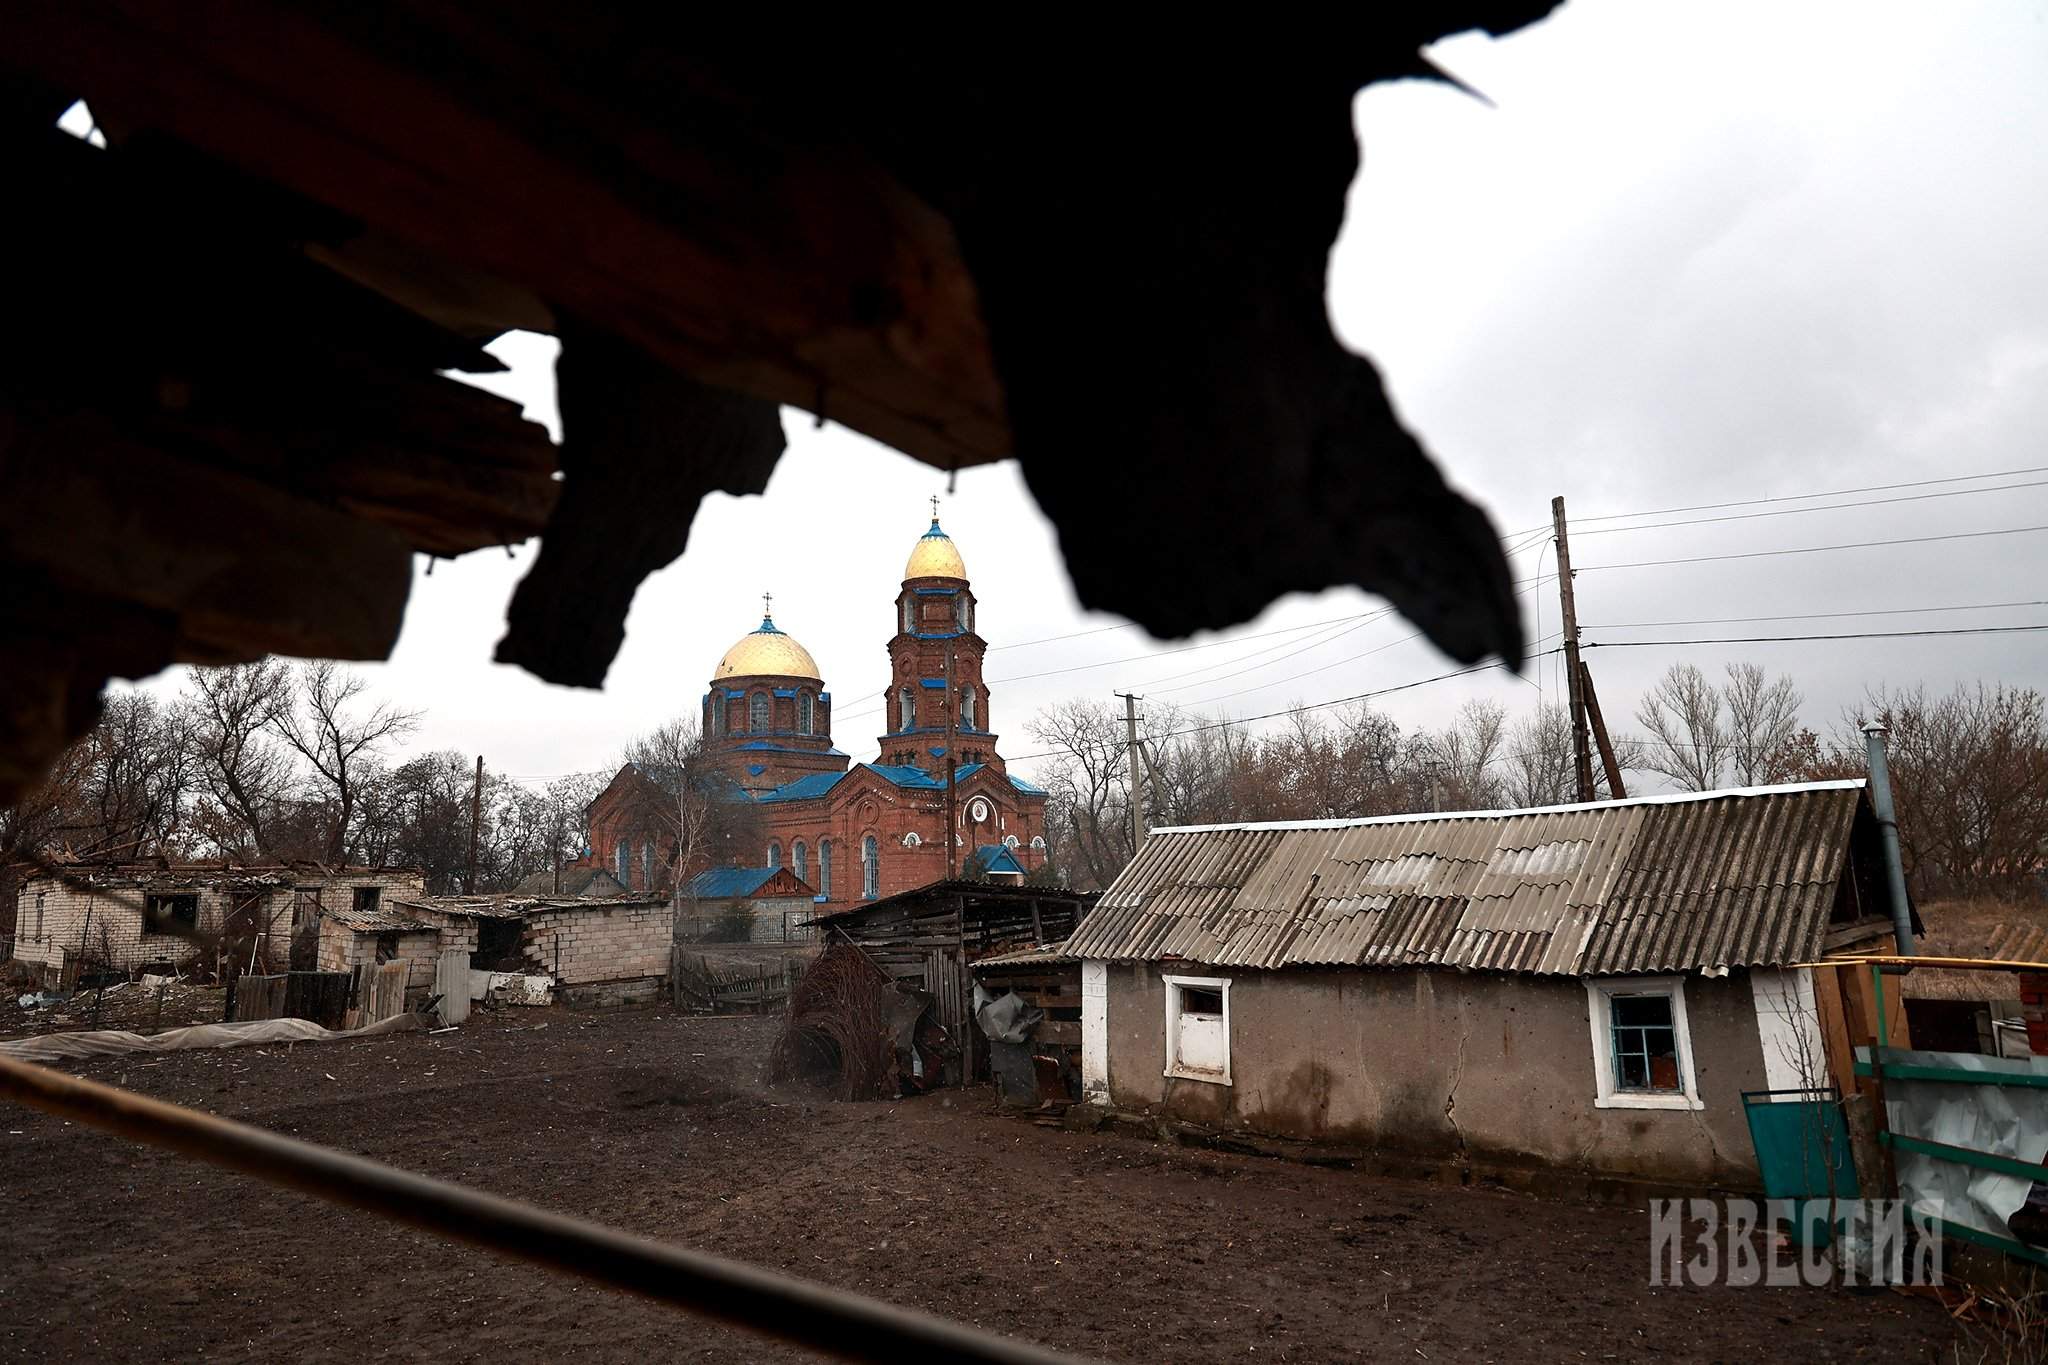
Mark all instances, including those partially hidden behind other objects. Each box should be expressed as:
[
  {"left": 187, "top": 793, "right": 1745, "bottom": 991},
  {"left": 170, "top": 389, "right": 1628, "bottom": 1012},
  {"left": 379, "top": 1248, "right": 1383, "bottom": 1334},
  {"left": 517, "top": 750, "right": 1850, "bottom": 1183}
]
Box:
[
  {"left": 1867, "top": 1045, "right": 2048, "bottom": 1242},
  {"left": 0, "top": 1011, "right": 425, "bottom": 1061},
  {"left": 973, "top": 986, "right": 1045, "bottom": 1045}
]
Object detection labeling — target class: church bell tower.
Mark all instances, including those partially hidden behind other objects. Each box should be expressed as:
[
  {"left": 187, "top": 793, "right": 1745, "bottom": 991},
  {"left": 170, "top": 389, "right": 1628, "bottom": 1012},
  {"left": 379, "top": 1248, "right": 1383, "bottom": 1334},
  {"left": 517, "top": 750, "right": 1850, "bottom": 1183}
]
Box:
[{"left": 876, "top": 502, "right": 1003, "bottom": 774}]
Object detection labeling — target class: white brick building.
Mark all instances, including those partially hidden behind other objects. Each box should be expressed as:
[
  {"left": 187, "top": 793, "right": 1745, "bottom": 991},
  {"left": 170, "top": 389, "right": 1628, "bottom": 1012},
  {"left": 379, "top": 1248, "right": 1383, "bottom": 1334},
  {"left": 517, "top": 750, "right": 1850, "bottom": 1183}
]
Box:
[{"left": 8, "top": 860, "right": 425, "bottom": 987}]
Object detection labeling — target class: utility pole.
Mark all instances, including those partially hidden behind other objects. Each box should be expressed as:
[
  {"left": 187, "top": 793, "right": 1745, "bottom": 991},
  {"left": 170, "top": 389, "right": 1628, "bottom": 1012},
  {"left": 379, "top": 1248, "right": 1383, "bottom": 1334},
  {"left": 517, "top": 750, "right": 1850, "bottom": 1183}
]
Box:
[
  {"left": 1579, "top": 661, "right": 1627, "bottom": 800},
  {"left": 1552, "top": 496, "right": 1596, "bottom": 803},
  {"left": 944, "top": 639, "right": 958, "bottom": 879},
  {"left": 467, "top": 754, "right": 484, "bottom": 895},
  {"left": 1117, "top": 692, "right": 1145, "bottom": 855}
]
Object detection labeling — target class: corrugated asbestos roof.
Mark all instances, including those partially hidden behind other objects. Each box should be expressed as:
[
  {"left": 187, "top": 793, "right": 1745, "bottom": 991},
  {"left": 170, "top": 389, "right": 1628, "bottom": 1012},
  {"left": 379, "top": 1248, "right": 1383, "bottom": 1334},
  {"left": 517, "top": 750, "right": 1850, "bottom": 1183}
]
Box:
[
  {"left": 1064, "top": 780, "right": 1870, "bottom": 976},
  {"left": 323, "top": 907, "right": 434, "bottom": 933}
]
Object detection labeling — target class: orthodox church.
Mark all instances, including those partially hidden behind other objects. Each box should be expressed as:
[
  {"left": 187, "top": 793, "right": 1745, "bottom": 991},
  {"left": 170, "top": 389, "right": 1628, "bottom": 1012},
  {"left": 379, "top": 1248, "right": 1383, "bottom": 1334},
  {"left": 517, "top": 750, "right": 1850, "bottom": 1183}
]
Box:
[{"left": 585, "top": 510, "right": 1047, "bottom": 912}]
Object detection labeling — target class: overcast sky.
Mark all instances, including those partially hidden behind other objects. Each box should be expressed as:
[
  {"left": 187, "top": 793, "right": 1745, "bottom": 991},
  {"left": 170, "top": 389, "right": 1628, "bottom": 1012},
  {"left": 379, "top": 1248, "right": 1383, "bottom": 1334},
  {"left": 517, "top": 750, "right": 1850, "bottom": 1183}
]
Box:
[{"left": 131, "top": 0, "right": 2048, "bottom": 795}]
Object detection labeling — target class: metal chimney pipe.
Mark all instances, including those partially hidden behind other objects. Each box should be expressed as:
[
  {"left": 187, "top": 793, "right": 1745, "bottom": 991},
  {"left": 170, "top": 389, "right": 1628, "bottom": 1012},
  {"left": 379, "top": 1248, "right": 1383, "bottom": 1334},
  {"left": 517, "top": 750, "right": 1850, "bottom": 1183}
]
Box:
[{"left": 1862, "top": 721, "right": 1915, "bottom": 956}]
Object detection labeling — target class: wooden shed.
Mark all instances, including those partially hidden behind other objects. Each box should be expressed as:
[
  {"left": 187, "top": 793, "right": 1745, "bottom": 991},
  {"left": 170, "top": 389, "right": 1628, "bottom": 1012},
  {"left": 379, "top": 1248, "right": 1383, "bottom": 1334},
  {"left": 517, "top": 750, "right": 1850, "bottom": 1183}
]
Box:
[{"left": 805, "top": 880, "right": 1092, "bottom": 1087}]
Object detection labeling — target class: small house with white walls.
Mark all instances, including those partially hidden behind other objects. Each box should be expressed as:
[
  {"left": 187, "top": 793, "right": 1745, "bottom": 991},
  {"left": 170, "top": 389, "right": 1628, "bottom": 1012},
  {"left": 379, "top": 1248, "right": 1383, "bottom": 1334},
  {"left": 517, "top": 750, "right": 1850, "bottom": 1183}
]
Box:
[{"left": 1063, "top": 780, "right": 1909, "bottom": 1191}]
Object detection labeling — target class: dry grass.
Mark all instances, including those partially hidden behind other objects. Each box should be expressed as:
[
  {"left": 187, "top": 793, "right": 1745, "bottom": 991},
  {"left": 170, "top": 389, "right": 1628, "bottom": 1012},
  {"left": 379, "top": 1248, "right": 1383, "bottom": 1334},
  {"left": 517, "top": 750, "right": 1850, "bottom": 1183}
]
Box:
[{"left": 1948, "top": 1288, "right": 2048, "bottom": 1365}]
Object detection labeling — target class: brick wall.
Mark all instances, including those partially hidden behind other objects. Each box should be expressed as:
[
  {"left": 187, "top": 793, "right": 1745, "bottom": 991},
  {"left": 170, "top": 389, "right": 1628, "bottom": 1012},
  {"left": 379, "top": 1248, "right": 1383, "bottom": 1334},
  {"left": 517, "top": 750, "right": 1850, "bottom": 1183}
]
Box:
[
  {"left": 521, "top": 903, "right": 672, "bottom": 984},
  {"left": 313, "top": 919, "right": 444, "bottom": 993}
]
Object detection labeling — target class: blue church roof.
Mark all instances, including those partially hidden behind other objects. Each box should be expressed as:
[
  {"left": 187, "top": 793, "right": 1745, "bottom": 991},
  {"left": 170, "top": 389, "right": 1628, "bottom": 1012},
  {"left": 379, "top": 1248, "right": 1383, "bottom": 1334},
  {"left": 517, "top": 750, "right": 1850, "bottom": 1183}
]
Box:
[
  {"left": 688, "top": 866, "right": 788, "bottom": 899},
  {"left": 969, "top": 844, "right": 1025, "bottom": 875},
  {"left": 754, "top": 771, "right": 851, "bottom": 803}
]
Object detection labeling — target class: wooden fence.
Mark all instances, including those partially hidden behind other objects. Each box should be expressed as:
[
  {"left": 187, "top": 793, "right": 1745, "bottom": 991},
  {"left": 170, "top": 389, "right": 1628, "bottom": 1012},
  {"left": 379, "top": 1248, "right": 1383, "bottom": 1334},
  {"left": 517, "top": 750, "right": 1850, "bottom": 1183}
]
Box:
[
  {"left": 671, "top": 949, "right": 804, "bottom": 1014},
  {"left": 226, "top": 971, "right": 352, "bottom": 1028}
]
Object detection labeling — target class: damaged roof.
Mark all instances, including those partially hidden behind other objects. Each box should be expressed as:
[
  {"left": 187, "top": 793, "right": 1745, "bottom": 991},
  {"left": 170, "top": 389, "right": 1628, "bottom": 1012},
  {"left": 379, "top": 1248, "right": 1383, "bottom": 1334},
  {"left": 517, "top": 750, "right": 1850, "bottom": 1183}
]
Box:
[
  {"left": 393, "top": 894, "right": 669, "bottom": 919},
  {"left": 1064, "top": 781, "right": 1876, "bottom": 977},
  {"left": 28, "top": 859, "right": 419, "bottom": 889},
  {"left": 322, "top": 907, "right": 435, "bottom": 934}
]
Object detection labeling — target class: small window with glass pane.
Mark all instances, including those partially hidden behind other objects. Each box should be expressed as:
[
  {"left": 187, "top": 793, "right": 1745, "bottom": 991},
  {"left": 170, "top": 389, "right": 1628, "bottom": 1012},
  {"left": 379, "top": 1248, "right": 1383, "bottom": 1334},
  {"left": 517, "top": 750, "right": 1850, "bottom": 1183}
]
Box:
[{"left": 1608, "top": 992, "right": 1681, "bottom": 1093}]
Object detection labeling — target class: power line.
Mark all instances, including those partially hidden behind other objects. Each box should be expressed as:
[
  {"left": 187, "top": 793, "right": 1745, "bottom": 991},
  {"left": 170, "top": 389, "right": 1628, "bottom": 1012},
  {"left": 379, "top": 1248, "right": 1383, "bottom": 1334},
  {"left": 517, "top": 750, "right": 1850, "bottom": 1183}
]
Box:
[
  {"left": 1145, "top": 617, "right": 1382, "bottom": 695},
  {"left": 989, "top": 609, "right": 1390, "bottom": 688},
  {"left": 985, "top": 621, "right": 1136, "bottom": 652},
  {"left": 1505, "top": 462, "right": 2048, "bottom": 536},
  {"left": 1586, "top": 599, "right": 2048, "bottom": 630},
  {"left": 1579, "top": 522, "right": 2048, "bottom": 572},
  {"left": 1137, "top": 653, "right": 1565, "bottom": 749},
  {"left": 1584, "top": 623, "right": 2048, "bottom": 648},
  {"left": 1567, "top": 478, "right": 2048, "bottom": 538}
]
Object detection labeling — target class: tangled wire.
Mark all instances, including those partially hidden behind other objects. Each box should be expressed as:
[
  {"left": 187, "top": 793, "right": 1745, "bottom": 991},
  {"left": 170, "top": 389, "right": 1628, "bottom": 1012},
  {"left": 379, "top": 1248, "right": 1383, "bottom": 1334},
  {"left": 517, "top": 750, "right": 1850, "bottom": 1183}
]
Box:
[{"left": 769, "top": 944, "right": 899, "bottom": 1101}]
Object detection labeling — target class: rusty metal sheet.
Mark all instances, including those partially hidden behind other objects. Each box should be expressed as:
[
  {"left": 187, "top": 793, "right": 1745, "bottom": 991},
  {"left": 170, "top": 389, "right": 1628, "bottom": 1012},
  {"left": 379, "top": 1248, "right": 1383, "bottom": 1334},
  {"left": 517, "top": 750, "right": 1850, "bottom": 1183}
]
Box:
[{"left": 1067, "top": 781, "right": 1869, "bottom": 977}]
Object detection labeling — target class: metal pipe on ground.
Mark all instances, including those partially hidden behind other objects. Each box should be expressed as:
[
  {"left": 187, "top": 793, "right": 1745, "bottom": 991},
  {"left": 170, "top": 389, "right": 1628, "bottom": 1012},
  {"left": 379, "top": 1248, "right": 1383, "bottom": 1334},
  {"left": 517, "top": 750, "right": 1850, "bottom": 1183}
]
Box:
[
  {"left": 0, "top": 1055, "right": 1085, "bottom": 1365},
  {"left": 1861, "top": 721, "right": 1917, "bottom": 957}
]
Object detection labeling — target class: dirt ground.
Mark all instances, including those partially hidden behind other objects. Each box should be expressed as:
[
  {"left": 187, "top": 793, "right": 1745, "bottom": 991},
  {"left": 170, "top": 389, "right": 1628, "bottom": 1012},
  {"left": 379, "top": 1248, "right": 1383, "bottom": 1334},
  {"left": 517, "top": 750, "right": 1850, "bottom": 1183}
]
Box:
[{"left": 0, "top": 1007, "right": 1956, "bottom": 1363}]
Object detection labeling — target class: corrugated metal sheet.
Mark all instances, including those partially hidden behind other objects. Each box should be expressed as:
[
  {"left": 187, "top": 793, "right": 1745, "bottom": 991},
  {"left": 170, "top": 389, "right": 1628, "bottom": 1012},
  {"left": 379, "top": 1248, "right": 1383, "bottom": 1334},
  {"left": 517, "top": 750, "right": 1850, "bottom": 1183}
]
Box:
[
  {"left": 1064, "top": 780, "right": 1869, "bottom": 976},
  {"left": 322, "top": 907, "right": 432, "bottom": 933}
]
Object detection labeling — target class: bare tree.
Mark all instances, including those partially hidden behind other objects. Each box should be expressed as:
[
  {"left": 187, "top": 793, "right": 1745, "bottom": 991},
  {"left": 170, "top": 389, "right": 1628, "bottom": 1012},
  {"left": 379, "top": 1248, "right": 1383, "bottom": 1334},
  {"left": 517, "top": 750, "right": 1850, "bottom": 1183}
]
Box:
[
  {"left": 1851, "top": 683, "right": 2048, "bottom": 901},
  {"left": 1724, "top": 663, "right": 1804, "bottom": 786},
  {"left": 1417, "top": 698, "right": 1507, "bottom": 811},
  {"left": 623, "top": 718, "right": 760, "bottom": 897},
  {"left": 1502, "top": 704, "right": 1579, "bottom": 808},
  {"left": 183, "top": 660, "right": 296, "bottom": 858},
  {"left": 1635, "top": 663, "right": 1729, "bottom": 791},
  {"left": 269, "top": 662, "right": 419, "bottom": 864},
  {"left": 1027, "top": 698, "right": 1135, "bottom": 890}
]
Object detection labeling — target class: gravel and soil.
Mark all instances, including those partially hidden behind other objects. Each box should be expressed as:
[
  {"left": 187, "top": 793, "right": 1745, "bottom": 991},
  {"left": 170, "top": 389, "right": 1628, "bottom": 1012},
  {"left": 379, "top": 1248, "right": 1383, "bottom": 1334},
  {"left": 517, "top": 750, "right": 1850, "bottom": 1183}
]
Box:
[{"left": 0, "top": 1007, "right": 1954, "bottom": 1362}]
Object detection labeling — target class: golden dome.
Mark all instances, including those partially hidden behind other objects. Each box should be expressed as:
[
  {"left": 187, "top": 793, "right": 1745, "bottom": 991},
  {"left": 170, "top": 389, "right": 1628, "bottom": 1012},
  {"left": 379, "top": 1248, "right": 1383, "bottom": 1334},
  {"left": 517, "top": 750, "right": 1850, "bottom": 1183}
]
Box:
[
  {"left": 714, "top": 616, "right": 821, "bottom": 681},
  {"left": 904, "top": 519, "right": 967, "bottom": 581}
]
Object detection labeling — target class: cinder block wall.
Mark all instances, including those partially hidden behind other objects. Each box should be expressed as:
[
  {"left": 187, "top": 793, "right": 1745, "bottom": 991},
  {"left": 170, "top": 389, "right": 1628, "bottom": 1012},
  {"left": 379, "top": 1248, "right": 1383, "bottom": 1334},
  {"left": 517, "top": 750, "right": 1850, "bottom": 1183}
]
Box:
[{"left": 520, "top": 902, "right": 672, "bottom": 985}]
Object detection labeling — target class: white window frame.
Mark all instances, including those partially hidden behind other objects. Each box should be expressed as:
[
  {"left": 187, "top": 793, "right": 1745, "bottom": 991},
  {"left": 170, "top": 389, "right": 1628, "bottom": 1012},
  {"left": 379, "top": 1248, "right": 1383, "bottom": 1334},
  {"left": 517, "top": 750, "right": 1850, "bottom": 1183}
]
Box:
[
  {"left": 1585, "top": 975, "right": 1703, "bottom": 1111},
  {"left": 1162, "top": 973, "right": 1232, "bottom": 1086}
]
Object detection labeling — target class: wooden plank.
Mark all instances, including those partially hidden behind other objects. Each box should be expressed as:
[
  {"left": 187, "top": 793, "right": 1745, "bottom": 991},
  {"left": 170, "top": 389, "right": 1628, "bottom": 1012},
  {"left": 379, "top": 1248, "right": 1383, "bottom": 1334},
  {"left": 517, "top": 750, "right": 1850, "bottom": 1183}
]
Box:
[
  {"left": 435, "top": 949, "right": 472, "bottom": 1024},
  {"left": 4, "top": 6, "right": 1007, "bottom": 471},
  {"left": 1034, "top": 1021, "right": 1081, "bottom": 1046}
]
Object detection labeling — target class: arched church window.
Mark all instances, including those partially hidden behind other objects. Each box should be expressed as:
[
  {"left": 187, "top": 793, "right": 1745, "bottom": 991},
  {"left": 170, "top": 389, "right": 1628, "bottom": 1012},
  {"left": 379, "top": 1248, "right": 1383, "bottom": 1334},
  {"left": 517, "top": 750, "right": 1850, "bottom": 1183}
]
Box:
[
  {"left": 749, "top": 692, "right": 770, "bottom": 731},
  {"left": 767, "top": 841, "right": 782, "bottom": 870},
  {"left": 902, "top": 596, "right": 915, "bottom": 634},
  {"left": 798, "top": 691, "right": 814, "bottom": 736},
  {"left": 792, "top": 841, "right": 809, "bottom": 885},
  {"left": 898, "top": 686, "right": 914, "bottom": 732},
  {"left": 707, "top": 697, "right": 719, "bottom": 736},
  {"left": 861, "top": 835, "right": 879, "bottom": 899},
  {"left": 960, "top": 686, "right": 976, "bottom": 731},
  {"left": 643, "top": 841, "right": 655, "bottom": 886},
  {"left": 615, "top": 843, "right": 629, "bottom": 885},
  {"left": 964, "top": 597, "right": 974, "bottom": 632},
  {"left": 818, "top": 839, "right": 833, "bottom": 897},
  {"left": 954, "top": 594, "right": 967, "bottom": 631}
]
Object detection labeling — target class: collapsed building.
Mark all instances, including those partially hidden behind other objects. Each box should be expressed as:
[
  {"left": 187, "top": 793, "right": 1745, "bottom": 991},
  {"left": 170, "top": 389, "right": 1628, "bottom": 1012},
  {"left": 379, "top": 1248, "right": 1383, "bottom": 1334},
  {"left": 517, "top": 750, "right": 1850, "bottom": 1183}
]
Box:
[{"left": 6, "top": 858, "right": 425, "bottom": 987}]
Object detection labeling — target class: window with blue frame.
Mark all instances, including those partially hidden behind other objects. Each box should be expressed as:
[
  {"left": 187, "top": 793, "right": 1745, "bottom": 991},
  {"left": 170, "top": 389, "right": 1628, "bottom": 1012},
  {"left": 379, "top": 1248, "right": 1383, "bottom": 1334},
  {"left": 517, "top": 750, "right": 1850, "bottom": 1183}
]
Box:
[
  {"left": 615, "top": 842, "right": 629, "bottom": 885},
  {"left": 818, "top": 839, "right": 833, "bottom": 897},
  {"left": 1608, "top": 992, "right": 1680, "bottom": 1092},
  {"left": 749, "top": 692, "right": 770, "bottom": 732},
  {"left": 862, "top": 835, "right": 879, "bottom": 898},
  {"left": 767, "top": 841, "right": 782, "bottom": 870}
]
